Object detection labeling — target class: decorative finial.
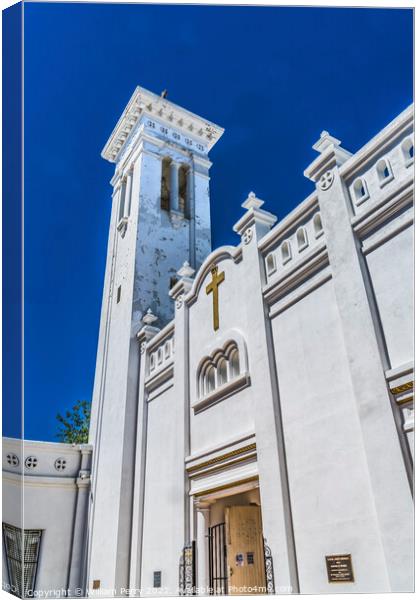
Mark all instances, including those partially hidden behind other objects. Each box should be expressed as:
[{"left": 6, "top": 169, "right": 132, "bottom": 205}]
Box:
[
  {"left": 142, "top": 308, "right": 158, "bottom": 326},
  {"left": 241, "top": 191, "right": 265, "bottom": 211},
  {"left": 160, "top": 89, "right": 168, "bottom": 99},
  {"left": 177, "top": 260, "right": 195, "bottom": 279},
  {"left": 313, "top": 131, "right": 342, "bottom": 154}
]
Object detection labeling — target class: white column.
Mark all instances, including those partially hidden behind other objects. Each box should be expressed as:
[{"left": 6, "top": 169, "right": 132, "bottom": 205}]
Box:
[
  {"left": 195, "top": 501, "right": 210, "bottom": 595},
  {"left": 125, "top": 167, "right": 134, "bottom": 217},
  {"left": 68, "top": 447, "right": 92, "bottom": 595},
  {"left": 170, "top": 161, "right": 180, "bottom": 212},
  {"left": 169, "top": 263, "right": 194, "bottom": 592},
  {"left": 233, "top": 195, "right": 298, "bottom": 593},
  {"left": 186, "top": 166, "right": 194, "bottom": 213},
  {"left": 187, "top": 167, "right": 196, "bottom": 267},
  {"left": 129, "top": 324, "right": 160, "bottom": 595}
]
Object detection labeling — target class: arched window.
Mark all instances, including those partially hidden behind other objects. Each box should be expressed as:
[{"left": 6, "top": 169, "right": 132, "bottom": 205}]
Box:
[
  {"left": 178, "top": 165, "right": 189, "bottom": 216},
  {"left": 281, "top": 241, "right": 292, "bottom": 265},
  {"left": 217, "top": 358, "right": 228, "bottom": 386},
  {"left": 161, "top": 157, "right": 171, "bottom": 211},
  {"left": 353, "top": 178, "right": 369, "bottom": 205},
  {"left": 402, "top": 137, "right": 414, "bottom": 166},
  {"left": 266, "top": 253, "right": 277, "bottom": 276},
  {"left": 205, "top": 365, "right": 216, "bottom": 394},
  {"left": 198, "top": 342, "right": 243, "bottom": 398},
  {"left": 296, "top": 227, "right": 308, "bottom": 252},
  {"left": 376, "top": 158, "right": 393, "bottom": 186},
  {"left": 229, "top": 348, "right": 240, "bottom": 379},
  {"left": 157, "top": 348, "right": 163, "bottom": 365},
  {"left": 313, "top": 213, "right": 323, "bottom": 237}
]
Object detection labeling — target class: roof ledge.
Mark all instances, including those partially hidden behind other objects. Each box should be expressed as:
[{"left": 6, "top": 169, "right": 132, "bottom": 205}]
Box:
[{"left": 101, "top": 86, "right": 224, "bottom": 163}]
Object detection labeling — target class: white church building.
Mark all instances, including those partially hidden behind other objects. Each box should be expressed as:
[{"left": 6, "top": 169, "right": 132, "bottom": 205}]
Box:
[{"left": 3, "top": 87, "right": 414, "bottom": 597}]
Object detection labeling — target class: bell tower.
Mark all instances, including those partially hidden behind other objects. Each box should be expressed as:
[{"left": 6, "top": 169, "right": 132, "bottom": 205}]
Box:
[{"left": 87, "top": 87, "right": 223, "bottom": 593}]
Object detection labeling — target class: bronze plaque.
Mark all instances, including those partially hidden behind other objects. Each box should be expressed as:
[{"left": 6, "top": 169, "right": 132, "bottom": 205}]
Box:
[{"left": 325, "top": 554, "right": 354, "bottom": 583}]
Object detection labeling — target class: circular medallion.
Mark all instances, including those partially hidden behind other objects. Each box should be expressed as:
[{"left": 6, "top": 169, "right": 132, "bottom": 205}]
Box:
[
  {"left": 25, "top": 456, "right": 38, "bottom": 469},
  {"left": 243, "top": 228, "right": 253, "bottom": 245},
  {"left": 176, "top": 294, "right": 184, "bottom": 309},
  {"left": 319, "top": 170, "right": 334, "bottom": 191},
  {"left": 6, "top": 453, "right": 19, "bottom": 467},
  {"left": 54, "top": 458, "right": 67, "bottom": 471}
]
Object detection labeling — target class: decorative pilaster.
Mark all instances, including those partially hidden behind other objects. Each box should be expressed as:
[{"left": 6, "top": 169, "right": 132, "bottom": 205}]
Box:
[
  {"left": 305, "top": 131, "right": 413, "bottom": 591},
  {"left": 169, "top": 261, "right": 195, "bottom": 585},
  {"left": 128, "top": 312, "right": 160, "bottom": 594},
  {"left": 233, "top": 192, "right": 298, "bottom": 593},
  {"left": 194, "top": 500, "right": 211, "bottom": 594},
  {"left": 68, "top": 446, "right": 92, "bottom": 595}
]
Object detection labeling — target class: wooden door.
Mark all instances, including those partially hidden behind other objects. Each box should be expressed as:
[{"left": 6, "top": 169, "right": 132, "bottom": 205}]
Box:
[{"left": 225, "top": 505, "right": 266, "bottom": 595}]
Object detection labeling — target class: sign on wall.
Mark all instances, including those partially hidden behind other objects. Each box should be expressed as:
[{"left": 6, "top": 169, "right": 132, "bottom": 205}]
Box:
[{"left": 325, "top": 554, "right": 354, "bottom": 583}]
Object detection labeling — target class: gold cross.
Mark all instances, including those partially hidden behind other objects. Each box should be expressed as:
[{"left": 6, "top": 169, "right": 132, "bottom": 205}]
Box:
[{"left": 206, "top": 265, "right": 225, "bottom": 331}]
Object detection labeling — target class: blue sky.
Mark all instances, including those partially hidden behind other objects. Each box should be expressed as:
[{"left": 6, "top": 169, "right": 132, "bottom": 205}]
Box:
[{"left": 13, "top": 3, "right": 413, "bottom": 441}]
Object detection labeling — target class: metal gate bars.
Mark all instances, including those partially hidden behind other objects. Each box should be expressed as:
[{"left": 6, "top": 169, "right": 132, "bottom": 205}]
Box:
[
  {"left": 208, "top": 523, "right": 228, "bottom": 595},
  {"left": 179, "top": 529, "right": 275, "bottom": 595},
  {"left": 179, "top": 541, "right": 196, "bottom": 596}
]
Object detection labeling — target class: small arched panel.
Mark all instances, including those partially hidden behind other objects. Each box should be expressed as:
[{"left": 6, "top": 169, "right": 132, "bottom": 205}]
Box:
[{"left": 376, "top": 157, "right": 394, "bottom": 187}]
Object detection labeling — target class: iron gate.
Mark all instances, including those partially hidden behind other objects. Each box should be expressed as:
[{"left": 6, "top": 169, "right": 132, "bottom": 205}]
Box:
[
  {"left": 208, "top": 523, "right": 227, "bottom": 595},
  {"left": 208, "top": 523, "right": 275, "bottom": 595},
  {"left": 263, "top": 538, "right": 275, "bottom": 594},
  {"left": 179, "top": 541, "right": 196, "bottom": 595}
]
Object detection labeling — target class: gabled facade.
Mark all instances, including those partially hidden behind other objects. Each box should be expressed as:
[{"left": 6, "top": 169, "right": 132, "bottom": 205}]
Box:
[{"left": 2, "top": 90, "right": 414, "bottom": 598}]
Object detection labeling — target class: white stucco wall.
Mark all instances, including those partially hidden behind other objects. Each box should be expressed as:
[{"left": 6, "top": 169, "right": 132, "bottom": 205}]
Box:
[
  {"left": 140, "top": 386, "right": 184, "bottom": 596},
  {"left": 188, "top": 254, "right": 255, "bottom": 455},
  {"left": 365, "top": 220, "right": 413, "bottom": 369},
  {"left": 2, "top": 439, "right": 91, "bottom": 596},
  {"left": 8, "top": 94, "right": 412, "bottom": 598},
  {"left": 271, "top": 279, "right": 391, "bottom": 592}
]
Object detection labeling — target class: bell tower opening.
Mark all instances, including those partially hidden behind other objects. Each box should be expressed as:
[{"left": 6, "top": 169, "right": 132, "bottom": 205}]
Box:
[
  {"left": 161, "top": 156, "right": 171, "bottom": 211},
  {"left": 178, "top": 164, "right": 189, "bottom": 217}
]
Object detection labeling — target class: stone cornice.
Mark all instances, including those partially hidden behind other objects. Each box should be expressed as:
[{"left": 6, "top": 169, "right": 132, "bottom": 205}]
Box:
[
  {"left": 263, "top": 243, "right": 329, "bottom": 308},
  {"left": 352, "top": 181, "right": 413, "bottom": 243},
  {"left": 136, "top": 324, "right": 160, "bottom": 346},
  {"left": 4, "top": 472, "right": 79, "bottom": 489},
  {"left": 186, "top": 431, "right": 255, "bottom": 464},
  {"left": 3, "top": 438, "right": 92, "bottom": 454},
  {"left": 109, "top": 136, "right": 212, "bottom": 187},
  {"left": 233, "top": 206, "right": 277, "bottom": 237},
  {"left": 258, "top": 192, "right": 318, "bottom": 253},
  {"left": 102, "top": 86, "right": 224, "bottom": 163},
  {"left": 304, "top": 144, "right": 352, "bottom": 182},
  {"left": 339, "top": 104, "right": 414, "bottom": 181},
  {"left": 145, "top": 321, "right": 174, "bottom": 353},
  {"left": 186, "top": 442, "right": 256, "bottom": 474},
  {"left": 145, "top": 362, "right": 174, "bottom": 393}
]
